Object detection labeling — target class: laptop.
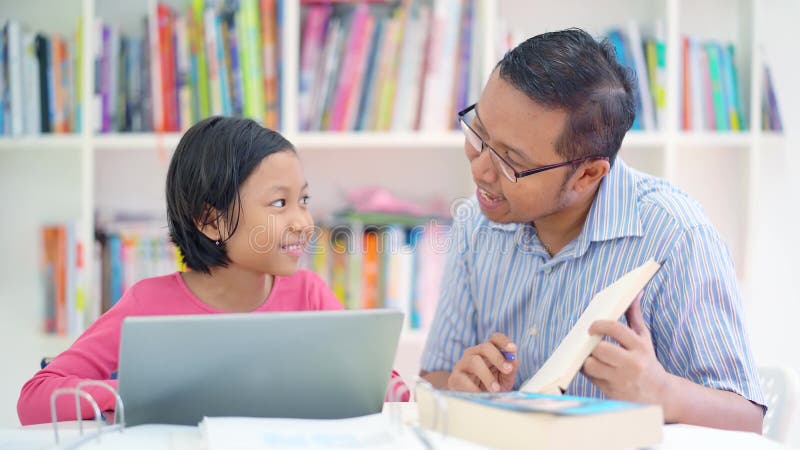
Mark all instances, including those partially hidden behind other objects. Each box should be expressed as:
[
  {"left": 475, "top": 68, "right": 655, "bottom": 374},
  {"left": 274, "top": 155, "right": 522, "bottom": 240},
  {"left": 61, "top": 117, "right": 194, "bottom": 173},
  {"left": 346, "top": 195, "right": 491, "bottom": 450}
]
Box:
[{"left": 117, "top": 309, "right": 404, "bottom": 426}]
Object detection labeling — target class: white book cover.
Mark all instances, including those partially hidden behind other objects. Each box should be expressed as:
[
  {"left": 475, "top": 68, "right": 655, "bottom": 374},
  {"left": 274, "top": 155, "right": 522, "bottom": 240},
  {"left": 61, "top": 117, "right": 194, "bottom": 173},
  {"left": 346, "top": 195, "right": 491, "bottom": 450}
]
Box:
[
  {"left": 147, "top": 0, "right": 165, "bottom": 130},
  {"left": 626, "top": 20, "right": 656, "bottom": 131},
  {"left": 6, "top": 20, "right": 24, "bottom": 136},
  {"left": 174, "top": 16, "right": 192, "bottom": 131},
  {"left": 689, "top": 37, "right": 706, "bottom": 131},
  {"left": 391, "top": 1, "right": 424, "bottom": 131},
  {"left": 520, "top": 259, "right": 661, "bottom": 395},
  {"left": 421, "top": 0, "right": 461, "bottom": 131},
  {"left": 383, "top": 226, "right": 412, "bottom": 330},
  {"left": 22, "top": 31, "right": 41, "bottom": 135}
]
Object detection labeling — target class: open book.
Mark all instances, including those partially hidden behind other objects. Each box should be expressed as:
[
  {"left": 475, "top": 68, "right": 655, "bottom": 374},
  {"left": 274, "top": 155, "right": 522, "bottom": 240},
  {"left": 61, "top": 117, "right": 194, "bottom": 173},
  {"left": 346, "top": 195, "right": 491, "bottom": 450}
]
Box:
[{"left": 519, "top": 258, "right": 662, "bottom": 394}]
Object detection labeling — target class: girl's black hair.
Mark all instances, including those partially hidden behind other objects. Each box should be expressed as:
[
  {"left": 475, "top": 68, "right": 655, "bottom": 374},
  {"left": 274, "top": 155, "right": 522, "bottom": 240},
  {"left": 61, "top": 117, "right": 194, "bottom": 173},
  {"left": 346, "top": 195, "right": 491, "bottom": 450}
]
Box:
[{"left": 166, "top": 116, "right": 295, "bottom": 274}]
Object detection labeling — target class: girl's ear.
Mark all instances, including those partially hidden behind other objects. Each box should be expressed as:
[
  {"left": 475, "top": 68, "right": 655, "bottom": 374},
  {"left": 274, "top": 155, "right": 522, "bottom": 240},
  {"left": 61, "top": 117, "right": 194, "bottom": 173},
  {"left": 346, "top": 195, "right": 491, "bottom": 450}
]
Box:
[{"left": 196, "top": 205, "right": 224, "bottom": 243}]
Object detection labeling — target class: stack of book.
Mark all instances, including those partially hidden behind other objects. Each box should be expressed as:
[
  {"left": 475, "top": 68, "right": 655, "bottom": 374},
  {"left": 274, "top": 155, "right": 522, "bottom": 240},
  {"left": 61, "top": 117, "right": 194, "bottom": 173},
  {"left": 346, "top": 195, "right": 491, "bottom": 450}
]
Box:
[
  {"left": 680, "top": 36, "right": 745, "bottom": 131},
  {"left": 95, "top": 220, "right": 183, "bottom": 314},
  {"left": 93, "top": 0, "right": 281, "bottom": 133},
  {"left": 40, "top": 221, "right": 86, "bottom": 336},
  {"left": 303, "top": 211, "right": 450, "bottom": 331},
  {"left": 298, "top": 0, "right": 486, "bottom": 132},
  {"left": 0, "top": 20, "right": 82, "bottom": 136}
]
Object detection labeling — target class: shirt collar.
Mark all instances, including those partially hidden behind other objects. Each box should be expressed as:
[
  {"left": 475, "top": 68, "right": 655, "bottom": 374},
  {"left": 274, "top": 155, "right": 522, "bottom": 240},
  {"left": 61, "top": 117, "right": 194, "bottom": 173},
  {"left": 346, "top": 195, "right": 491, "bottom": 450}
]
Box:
[{"left": 575, "top": 158, "right": 643, "bottom": 255}]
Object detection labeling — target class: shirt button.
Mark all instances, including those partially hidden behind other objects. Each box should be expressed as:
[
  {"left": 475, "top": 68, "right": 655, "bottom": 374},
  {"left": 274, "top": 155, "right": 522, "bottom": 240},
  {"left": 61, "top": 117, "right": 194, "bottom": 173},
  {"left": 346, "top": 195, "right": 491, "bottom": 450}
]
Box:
[
  {"left": 544, "top": 267, "right": 552, "bottom": 274},
  {"left": 529, "top": 326, "right": 539, "bottom": 337}
]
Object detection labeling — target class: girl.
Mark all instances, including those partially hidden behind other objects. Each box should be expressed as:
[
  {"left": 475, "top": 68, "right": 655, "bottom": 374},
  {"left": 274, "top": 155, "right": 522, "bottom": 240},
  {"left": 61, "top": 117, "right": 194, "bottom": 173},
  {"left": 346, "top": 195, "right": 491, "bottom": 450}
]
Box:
[{"left": 18, "top": 117, "right": 409, "bottom": 425}]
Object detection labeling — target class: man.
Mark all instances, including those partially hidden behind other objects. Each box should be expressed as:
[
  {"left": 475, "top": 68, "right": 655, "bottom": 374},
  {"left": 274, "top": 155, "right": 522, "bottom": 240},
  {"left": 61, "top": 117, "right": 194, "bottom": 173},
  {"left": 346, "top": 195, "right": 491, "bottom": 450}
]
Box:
[{"left": 420, "top": 28, "right": 764, "bottom": 432}]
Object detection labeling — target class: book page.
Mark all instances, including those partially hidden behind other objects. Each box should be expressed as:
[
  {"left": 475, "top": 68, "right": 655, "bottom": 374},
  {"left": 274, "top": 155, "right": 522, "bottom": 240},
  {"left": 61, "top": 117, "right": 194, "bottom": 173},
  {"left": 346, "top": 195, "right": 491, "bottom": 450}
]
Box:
[{"left": 520, "top": 259, "right": 661, "bottom": 394}]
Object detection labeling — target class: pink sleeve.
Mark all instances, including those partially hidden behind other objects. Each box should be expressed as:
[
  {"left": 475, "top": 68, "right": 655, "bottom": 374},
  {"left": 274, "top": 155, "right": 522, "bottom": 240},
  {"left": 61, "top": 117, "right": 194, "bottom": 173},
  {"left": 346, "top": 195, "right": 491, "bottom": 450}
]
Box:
[
  {"left": 385, "top": 370, "right": 411, "bottom": 402},
  {"left": 16, "top": 288, "right": 141, "bottom": 425}
]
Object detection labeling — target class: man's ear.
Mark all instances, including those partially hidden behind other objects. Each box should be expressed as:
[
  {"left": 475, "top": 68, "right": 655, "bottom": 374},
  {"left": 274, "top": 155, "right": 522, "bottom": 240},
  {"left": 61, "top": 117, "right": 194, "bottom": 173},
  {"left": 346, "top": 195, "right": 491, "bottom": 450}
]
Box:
[
  {"left": 196, "top": 206, "right": 224, "bottom": 243},
  {"left": 570, "top": 158, "right": 611, "bottom": 194}
]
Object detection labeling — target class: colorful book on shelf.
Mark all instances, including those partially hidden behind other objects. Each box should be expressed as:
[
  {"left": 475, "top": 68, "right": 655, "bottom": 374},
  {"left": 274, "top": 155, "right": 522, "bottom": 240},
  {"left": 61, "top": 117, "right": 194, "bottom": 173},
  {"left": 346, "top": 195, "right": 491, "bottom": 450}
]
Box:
[
  {"left": 360, "top": 231, "right": 380, "bottom": 309},
  {"left": 681, "top": 35, "right": 691, "bottom": 130},
  {"left": 373, "top": 7, "right": 404, "bottom": 131},
  {"left": 261, "top": 0, "right": 280, "bottom": 128},
  {"left": 705, "top": 42, "right": 728, "bottom": 131},
  {"left": 626, "top": 20, "right": 655, "bottom": 131},
  {"left": 417, "top": 388, "right": 662, "bottom": 450},
  {"left": 191, "top": 0, "right": 210, "bottom": 119},
  {"left": 700, "top": 42, "right": 715, "bottom": 131},
  {"left": 353, "top": 16, "right": 385, "bottom": 131},
  {"left": 35, "top": 34, "right": 52, "bottom": 133},
  {"left": 725, "top": 43, "right": 745, "bottom": 130},
  {"left": 299, "top": 4, "right": 332, "bottom": 130},
  {"left": 607, "top": 29, "right": 642, "bottom": 131},
  {"left": 41, "top": 221, "right": 85, "bottom": 336},
  {"left": 717, "top": 42, "right": 741, "bottom": 131},
  {"left": 763, "top": 64, "right": 783, "bottom": 132}
]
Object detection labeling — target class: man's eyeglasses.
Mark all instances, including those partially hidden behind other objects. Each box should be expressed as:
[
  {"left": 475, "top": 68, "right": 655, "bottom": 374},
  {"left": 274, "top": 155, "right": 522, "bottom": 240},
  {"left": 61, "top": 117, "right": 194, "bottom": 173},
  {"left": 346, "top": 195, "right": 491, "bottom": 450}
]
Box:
[{"left": 456, "top": 103, "right": 608, "bottom": 183}]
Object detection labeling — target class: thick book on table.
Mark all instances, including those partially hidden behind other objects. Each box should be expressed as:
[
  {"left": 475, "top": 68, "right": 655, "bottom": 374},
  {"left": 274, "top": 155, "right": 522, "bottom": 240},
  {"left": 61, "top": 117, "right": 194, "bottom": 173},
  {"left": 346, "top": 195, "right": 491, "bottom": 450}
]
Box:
[
  {"left": 416, "top": 258, "right": 664, "bottom": 450},
  {"left": 417, "top": 388, "right": 662, "bottom": 450}
]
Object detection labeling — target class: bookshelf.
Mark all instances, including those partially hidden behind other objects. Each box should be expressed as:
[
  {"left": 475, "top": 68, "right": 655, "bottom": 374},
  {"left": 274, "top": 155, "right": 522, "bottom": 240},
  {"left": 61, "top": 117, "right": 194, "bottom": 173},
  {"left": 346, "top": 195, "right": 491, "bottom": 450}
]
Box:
[{"left": 0, "top": 0, "right": 790, "bottom": 427}]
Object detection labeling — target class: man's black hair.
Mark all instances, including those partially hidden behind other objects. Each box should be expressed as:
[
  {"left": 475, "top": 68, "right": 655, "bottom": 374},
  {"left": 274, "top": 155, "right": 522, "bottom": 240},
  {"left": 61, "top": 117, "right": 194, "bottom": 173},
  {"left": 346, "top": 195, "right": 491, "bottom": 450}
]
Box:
[{"left": 497, "top": 28, "right": 636, "bottom": 164}]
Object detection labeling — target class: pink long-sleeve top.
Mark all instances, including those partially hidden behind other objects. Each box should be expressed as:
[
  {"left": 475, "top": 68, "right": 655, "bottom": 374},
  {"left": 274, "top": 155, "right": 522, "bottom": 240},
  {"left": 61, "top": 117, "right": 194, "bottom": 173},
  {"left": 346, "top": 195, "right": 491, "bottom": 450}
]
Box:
[{"left": 18, "top": 270, "right": 409, "bottom": 425}]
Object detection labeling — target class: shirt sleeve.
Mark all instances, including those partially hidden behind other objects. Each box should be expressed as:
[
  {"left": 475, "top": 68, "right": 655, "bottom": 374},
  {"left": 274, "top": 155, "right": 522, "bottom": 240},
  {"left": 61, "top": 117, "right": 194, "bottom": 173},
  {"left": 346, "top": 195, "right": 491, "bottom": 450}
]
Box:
[
  {"left": 420, "top": 209, "right": 478, "bottom": 374},
  {"left": 647, "top": 224, "right": 765, "bottom": 408},
  {"left": 306, "top": 270, "right": 345, "bottom": 311},
  {"left": 16, "top": 287, "right": 142, "bottom": 425}
]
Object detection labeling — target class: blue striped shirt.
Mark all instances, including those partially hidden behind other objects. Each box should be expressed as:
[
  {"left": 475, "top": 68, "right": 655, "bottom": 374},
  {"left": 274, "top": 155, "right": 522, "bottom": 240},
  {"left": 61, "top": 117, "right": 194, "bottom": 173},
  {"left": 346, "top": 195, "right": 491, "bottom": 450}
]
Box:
[{"left": 421, "top": 159, "right": 765, "bottom": 407}]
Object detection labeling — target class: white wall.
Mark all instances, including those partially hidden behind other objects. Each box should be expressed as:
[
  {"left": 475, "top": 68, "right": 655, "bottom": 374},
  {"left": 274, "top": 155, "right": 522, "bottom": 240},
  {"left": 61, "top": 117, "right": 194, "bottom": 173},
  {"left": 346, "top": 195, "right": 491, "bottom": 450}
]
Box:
[{"left": 744, "top": 0, "right": 800, "bottom": 446}]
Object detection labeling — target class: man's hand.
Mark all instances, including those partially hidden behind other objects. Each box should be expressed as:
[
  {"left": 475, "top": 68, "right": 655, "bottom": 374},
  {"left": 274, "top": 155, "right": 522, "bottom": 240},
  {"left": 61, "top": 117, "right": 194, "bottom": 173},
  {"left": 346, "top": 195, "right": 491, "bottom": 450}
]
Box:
[
  {"left": 447, "top": 333, "right": 519, "bottom": 392},
  {"left": 583, "top": 293, "right": 671, "bottom": 408}
]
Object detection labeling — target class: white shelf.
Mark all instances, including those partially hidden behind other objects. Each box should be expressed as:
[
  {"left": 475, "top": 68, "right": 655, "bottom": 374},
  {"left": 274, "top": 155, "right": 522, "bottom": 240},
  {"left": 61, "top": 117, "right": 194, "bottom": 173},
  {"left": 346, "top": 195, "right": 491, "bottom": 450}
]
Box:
[
  {"left": 400, "top": 329, "right": 429, "bottom": 342},
  {"left": 93, "top": 132, "right": 466, "bottom": 152},
  {"left": 756, "top": 132, "right": 786, "bottom": 147},
  {"left": 94, "top": 133, "right": 182, "bottom": 152},
  {"left": 0, "top": 135, "right": 83, "bottom": 151},
  {"left": 291, "top": 132, "right": 465, "bottom": 150},
  {"left": 621, "top": 132, "right": 668, "bottom": 148},
  {"left": 10, "top": 131, "right": 759, "bottom": 152},
  {"left": 673, "top": 132, "right": 754, "bottom": 148}
]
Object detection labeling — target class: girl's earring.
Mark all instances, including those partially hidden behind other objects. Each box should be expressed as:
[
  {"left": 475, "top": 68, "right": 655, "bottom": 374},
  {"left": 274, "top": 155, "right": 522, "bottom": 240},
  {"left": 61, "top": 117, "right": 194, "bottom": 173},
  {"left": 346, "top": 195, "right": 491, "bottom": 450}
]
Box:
[{"left": 215, "top": 240, "right": 221, "bottom": 247}]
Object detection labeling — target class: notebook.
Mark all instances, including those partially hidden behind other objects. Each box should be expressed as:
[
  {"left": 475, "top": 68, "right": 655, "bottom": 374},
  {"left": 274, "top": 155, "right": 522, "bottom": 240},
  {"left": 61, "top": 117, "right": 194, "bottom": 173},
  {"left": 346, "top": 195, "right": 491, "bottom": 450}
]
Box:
[{"left": 117, "top": 309, "right": 403, "bottom": 426}]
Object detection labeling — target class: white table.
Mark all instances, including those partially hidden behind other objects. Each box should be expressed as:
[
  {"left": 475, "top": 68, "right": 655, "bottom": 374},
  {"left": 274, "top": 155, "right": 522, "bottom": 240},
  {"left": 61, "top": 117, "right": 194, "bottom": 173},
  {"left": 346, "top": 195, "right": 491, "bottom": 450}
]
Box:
[{"left": 2, "top": 403, "right": 791, "bottom": 450}]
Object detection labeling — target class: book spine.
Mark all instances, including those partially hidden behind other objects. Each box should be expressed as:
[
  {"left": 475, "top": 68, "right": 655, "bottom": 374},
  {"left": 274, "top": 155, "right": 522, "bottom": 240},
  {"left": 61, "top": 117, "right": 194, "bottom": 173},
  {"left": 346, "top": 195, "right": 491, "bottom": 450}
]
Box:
[
  {"left": 6, "top": 21, "right": 24, "bottom": 136},
  {"left": 175, "top": 16, "right": 193, "bottom": 130},
  {"left": 192, "top": 0, "right": 210, "bottom": 119},
  {"left": 204, "top": 7, "right": 223, "bottom": 116},
  {"left": 148, "top": 1, "right": 164, "bottom": 131},
  {"left": 705, "top": 42, "right": 728, "bottom": 130},
  {"left": 260, "top": 0, "right": 278, "bottom": 128}
]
